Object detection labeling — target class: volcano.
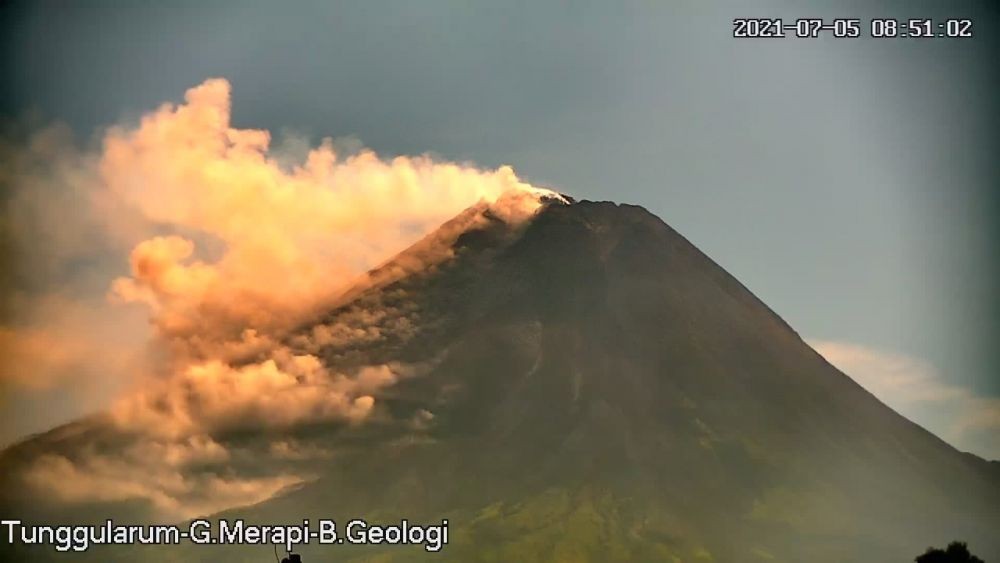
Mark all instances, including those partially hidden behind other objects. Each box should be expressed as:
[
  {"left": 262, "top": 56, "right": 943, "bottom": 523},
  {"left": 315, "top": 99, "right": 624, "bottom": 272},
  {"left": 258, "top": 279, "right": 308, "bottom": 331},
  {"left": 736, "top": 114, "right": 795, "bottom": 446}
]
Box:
[{"left": 2, "top": 197, "right": 998, "bottom": 562}]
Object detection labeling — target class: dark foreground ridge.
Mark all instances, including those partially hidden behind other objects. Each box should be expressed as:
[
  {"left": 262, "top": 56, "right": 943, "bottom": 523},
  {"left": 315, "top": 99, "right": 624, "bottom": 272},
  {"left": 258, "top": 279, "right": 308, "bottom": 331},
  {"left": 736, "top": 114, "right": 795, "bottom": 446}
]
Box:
[{"left": 1, "top": 199, "right": 998, "bottom": 562}]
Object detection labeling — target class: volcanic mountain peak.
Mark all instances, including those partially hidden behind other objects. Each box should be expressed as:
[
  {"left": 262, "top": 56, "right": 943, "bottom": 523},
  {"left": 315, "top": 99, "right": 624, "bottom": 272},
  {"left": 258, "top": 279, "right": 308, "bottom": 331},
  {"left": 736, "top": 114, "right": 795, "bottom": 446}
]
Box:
[
  {"left": 1, "top": 197, "right": 998, "bottom": 562},
  {"left": 281, "top": 197, "right": 999, "bottom": 561},
  {"left": 335, "top": 187, "right": 570, "bottom": 302}
]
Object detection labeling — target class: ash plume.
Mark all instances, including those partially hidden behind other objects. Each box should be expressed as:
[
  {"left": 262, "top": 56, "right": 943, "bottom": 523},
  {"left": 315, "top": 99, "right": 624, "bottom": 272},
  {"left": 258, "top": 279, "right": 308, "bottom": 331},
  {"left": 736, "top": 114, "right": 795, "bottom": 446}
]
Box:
[{"left": 1, "top": 78, "right": 561, "bottom": 517}]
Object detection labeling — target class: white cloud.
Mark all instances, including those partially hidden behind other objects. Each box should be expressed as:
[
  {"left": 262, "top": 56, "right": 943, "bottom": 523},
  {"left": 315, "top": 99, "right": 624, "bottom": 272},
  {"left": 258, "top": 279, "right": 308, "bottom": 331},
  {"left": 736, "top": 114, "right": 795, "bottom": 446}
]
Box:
[{"left": 809, "top": 339, "right": 1000, "bottom": 460}]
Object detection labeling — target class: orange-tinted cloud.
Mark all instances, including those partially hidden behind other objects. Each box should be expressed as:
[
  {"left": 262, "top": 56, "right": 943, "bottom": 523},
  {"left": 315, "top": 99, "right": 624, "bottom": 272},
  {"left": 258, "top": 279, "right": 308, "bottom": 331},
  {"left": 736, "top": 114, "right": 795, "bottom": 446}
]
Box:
[
  {"left": 109, "top": 352, "right": 401, "bottom": 439},
  {"left": 0, "top": 294, "right": 149, "bottom": 393},
  {"left": 3, "top": 77, "right": 561, "bottom": 515},
  {"left": 22, "top": 436, "right": 301, "bottom": 521},
  {"left": 3, "top": 77, "right": 557, "bottom": 391},
  {"left": 101, "top": 78, "right": 554, "bottom": 364}
]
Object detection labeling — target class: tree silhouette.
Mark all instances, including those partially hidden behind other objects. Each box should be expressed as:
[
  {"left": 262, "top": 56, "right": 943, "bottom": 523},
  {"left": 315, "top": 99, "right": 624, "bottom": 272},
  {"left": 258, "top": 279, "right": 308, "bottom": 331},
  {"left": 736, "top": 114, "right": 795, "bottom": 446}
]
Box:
[{"left": 915, "top": 541, "right": 984, "bottom": 563}]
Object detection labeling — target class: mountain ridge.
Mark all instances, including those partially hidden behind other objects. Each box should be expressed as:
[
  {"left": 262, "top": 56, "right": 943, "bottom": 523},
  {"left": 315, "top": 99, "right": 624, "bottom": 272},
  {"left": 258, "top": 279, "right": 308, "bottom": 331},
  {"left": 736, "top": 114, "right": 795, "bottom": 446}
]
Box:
[{"left": 1, "top": 197, "right": 997, "bottom": 562}]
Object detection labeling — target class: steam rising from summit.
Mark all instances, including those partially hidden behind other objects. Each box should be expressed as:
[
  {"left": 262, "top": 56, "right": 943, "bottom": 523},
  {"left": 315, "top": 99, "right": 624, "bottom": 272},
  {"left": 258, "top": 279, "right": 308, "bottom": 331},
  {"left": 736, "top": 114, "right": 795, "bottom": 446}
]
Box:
[
  {"left": 103, "top": 78, "right": 557, "bottom": 363},
  {"left": 1, "top": 78, "right": 562, "bottom": 518},
  {"left": 3, "top": 78, "right": 558, "bottom": 390}
]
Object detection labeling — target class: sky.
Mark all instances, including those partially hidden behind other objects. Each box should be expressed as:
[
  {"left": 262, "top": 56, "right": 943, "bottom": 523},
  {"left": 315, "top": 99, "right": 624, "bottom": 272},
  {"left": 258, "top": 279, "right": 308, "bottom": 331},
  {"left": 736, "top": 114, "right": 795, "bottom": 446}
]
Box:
[{"left": 1, "top": 1, "right": 998, "bottom": 457}]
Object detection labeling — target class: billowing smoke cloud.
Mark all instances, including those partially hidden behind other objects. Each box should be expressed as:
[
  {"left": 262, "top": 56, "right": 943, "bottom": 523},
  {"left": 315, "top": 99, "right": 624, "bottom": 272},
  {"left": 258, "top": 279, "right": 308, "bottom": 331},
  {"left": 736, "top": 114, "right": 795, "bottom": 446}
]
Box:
[
  {"left": 110, "top": 353, "right": 402, "bottom": 440},
  {"left": 24, "top": 436, "right": 302, "bottom": 521},
  {"left": 100, "top": 78, "right": 550, "bottom": 364},
  {"left": 2, "top": 78, "right": 560, "bottom": 516}
]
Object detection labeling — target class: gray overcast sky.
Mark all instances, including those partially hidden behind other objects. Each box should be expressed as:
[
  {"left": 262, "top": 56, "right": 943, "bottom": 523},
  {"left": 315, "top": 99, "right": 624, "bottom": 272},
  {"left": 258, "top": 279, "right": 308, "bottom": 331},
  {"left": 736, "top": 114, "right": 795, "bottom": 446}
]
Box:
[{"left": 1, "top": 1, "right": 998, "bottom": 454}]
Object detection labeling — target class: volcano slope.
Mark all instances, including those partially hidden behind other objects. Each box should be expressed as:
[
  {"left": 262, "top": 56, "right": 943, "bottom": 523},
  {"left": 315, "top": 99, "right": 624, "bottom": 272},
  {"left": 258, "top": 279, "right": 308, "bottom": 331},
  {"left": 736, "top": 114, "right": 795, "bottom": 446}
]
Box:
[{"left": 2, "top": 199, "right": 999, "bottom": 562}]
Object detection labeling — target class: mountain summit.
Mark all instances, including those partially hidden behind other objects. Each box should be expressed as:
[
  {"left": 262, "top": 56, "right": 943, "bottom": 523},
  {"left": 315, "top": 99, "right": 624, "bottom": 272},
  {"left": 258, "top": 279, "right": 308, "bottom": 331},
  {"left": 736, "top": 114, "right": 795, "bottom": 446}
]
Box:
[{"left": 2, "top": 198, "right": 998, "bottom": 562}]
